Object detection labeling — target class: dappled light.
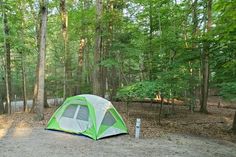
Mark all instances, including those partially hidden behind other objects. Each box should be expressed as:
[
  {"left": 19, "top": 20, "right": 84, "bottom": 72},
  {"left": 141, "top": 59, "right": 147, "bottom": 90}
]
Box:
[
  {"left": 0, "top": 0, "right": 235, "bottom": 156},
  {"left": 0, "top": 119, "right": 13, "bottom": 139},
  {"left": 12, "top": 125, "right": 32, "bottom": 138}
]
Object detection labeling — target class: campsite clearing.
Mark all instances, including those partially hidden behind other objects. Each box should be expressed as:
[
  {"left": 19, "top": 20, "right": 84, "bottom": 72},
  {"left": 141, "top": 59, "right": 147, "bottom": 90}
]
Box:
[
  {"left": 1, "top": 127, "right": 236, "bottom": 157},
  {"left": 1, "top": 99, "right": 236, "bottom": 156}
]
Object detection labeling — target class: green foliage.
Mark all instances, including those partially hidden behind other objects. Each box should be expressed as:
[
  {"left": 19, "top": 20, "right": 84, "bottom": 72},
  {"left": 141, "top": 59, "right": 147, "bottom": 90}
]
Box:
[
  {"left": 116, "top": 79, "right": 187, "bottom": 101},
  {"left": 116, "top": 81, "right": 159, "bottom": 100},
  {"left": 219, "top": 82, "right": 236, "bottom": 101},
  {"left": 0, "top": 0, "right": 235, "bottom": 104}
]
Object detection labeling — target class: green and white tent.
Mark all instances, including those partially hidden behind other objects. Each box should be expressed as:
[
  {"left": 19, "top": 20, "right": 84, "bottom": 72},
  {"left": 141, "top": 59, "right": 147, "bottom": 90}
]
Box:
[{"left": 46, "top": 94, "right": 128, "bottom": 140}]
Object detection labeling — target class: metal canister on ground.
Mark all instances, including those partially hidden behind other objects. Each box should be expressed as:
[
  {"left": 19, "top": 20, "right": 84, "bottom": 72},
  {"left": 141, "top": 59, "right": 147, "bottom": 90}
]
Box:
[{"left": 135, "top": 118, "right": 141, "bottom": 139}]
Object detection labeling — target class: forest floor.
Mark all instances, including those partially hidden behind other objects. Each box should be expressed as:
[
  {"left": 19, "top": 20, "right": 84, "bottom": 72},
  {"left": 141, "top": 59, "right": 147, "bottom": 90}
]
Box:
[{"left": 0, "top": 96, "right": 236, "bottom": 157}]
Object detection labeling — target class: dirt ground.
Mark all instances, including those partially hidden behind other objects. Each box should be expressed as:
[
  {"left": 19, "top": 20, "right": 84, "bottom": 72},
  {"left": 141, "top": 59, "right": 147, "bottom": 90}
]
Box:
[
  {"left": 1, "top": 128, "right": 236, "bottom": 157},
  {"left": 0, "top": 96, "right": 236, "bottom": 156}
]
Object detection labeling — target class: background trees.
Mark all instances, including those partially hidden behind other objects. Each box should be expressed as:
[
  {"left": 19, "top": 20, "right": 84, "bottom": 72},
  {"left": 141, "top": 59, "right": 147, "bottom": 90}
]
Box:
[{"left": 0, "top": 0, "right": 235, "bottom": 116}]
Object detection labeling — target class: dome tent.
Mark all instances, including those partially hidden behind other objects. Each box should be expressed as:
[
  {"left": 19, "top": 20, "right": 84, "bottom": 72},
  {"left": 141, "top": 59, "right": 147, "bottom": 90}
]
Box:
[{"left": 46, "top": 94, "right": 128, "bottom": 140}]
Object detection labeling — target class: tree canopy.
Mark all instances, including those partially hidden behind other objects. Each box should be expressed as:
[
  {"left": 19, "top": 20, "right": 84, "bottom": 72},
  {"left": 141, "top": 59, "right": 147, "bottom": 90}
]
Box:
[{"left": 0, "top": 0, "right": 235, "bottom": 115}]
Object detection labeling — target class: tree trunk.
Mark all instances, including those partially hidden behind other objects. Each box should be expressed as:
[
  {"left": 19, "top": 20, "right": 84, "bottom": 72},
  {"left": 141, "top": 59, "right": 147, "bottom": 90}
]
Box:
[
  {"left": 200, "top": 0, "right": 212, "bottom": 113},
  {"left": 34, "top": 0, "right": 48, "bottom": 120},
  {"left": 200, "top": 47, "right": 209, "bottom": 113},
  {"left": 158, "top": 95, "right": 164, "bottom": 124},
  {"left": 149, "top": 0, "right": 153, "bottom": 80},
  {"left": 44, "top": 91, "right": 49, "bottom": 108},
  {"left": 60, "top": 0, "right": 72, "bottom": 99},
  {"left": 0, "top": 97, "right": 3, "bottom": 115},
  {"left": 93, "top": 0, "right": 103, "bottom": 96},
  {"left": 31, "top": 5, "right": 41, "bottom": 113},
  {"left": 19, "top": 1, "right": 28, "bottom": 112},
  {"left": 20, "top": 1, "right": 27, "bottom": 112},
  {"left": 3, "top": 9, "right": 11, "bottom": 114},
  {"left": 76, "top": 0, "right": 86, "bottom": 95},
  {"left": 77, "top": 38, "right": 85, "bottom": 94},
  {"left": 84, "top": 0, "right": 92, "bottom": 86},
  {"left": 188, "top": 0, "right": 198, "bottom": 112},
  {"left": 31, "top": 61, "right": 39, "bottom": 113},
  {"left": 103, "top": 0, "right": 115, "bottom": 99},
  {"left": 232, "top": 111, "right": 236, "bottom": 133},
  {"left": 85, "top": 31, "right": 91, "bottom": 85},
  {"left": 21, "top": 53, "right": 27, "bottom": 112}
]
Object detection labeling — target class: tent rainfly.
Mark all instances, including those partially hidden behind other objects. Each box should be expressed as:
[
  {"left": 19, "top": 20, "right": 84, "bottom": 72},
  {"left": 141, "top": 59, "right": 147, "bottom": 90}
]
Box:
[{"left": 46, "top": 94, "right": 128, "bottom": 140}]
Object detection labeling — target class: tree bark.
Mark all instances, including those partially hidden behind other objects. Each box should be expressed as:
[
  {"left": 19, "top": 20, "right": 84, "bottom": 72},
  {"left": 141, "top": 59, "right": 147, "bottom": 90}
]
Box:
[
  {"left": 76, "top": 0, "right": 86, "bottom": 95},
  {"left": 93, "top": 0, "right": 103, "bottom": 96},
  {"left": 2, "top": 8, "right": 11, "bottom": 114},
  {"left": 21, "top": 53, "right": 27, "bottom": 112},
  {"left": 188, "top": 0, "right": 198, "bottom": 112},
  {"left": 149, "top": 0, "right": 153, "bottom": 80},
  {"left": 200, "top": 0, "right": 212, "bottom": 113},
  {"left": 103, "top": 0, "right": 115, "bottom": 99},
  {"left": 60, "top": 0, "right": 72, "bottom": 99},
  {"left": 31, "top": 61, "right": 39, "bottom": 113},
  {"left": 85, "top": 30, "right": 91, "bottom": 85},
  {"left": 34, "top": 0, "right": 48, "bottom": 120},
  {"left": 77, "top": 38, "right": 85, "bottom": 94},
  {"left": 31, "top": 4, "right": 41, "bottom": 113},
  {"left": 158, "top": 95, "right": 164, "bottom": 124},
  {"left": 0, "top": 96, "right": 3, "bottom": 114},
  {"left": 19, "top": 2, "right": 28, "bottom": 112},
  {"left": 232, "top": 111, "right": 236, "bottom": 133},
  {"left": 44, "top": 91, "right": 49, "bottom": 108}
]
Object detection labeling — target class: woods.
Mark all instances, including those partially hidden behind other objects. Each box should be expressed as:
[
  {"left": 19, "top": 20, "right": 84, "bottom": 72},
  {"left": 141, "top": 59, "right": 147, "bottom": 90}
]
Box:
[
  {"left": 0, "top": 0, "right": 235, "bottom": 125},
  {"left": 0, "top": 0, "right": 235, "bottom": 156}
]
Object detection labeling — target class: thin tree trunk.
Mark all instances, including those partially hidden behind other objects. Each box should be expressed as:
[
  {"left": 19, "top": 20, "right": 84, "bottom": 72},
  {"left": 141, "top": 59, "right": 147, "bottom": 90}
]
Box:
[
  {"left": 84, "top": 18, "right": 91, "bottom": 85},
  {"left": 232, "top": 111, "right": 236, "bottom": 133},
  {"left": 0, "top": 91, "right": 4, "bottom": 114},
  {"left": 158, "top": 95, "right": 164, "bottom": 124},
  {"left": 60, "top": 0, "right": 72, "bottom": 99},
  {"left": 76, "top": 0, "right": 86, "bottom": 94},
  {"left": 2, "top": 8, "right": 11, "bottom": 114},
  {"left": 34, "top": 0, "right": 48, "bottom": 120},
  {"left": 21, "top": 53, "right": 27, "bottom": 112},
  {"left": 85, "top": 36, "right": 91, "bottom": 85},
  {"left": 105, "top": 0, "right": 115, "bottom": 99},
  {"left": 31, "top": 6, "right": 41, "bottom": 113},
  {"left": 19, "top": 2, "right": 28, "bottom": 112},
  {"left": 84, "top": 0, "right": 92, "bottom": 85},
  {"left": 200, "top": 0, "right": 212, "bottom": 113},
  {"left": 149, "top": 0, "right": 153, "bottom": 80},
  {"left": 188, "top": 0, "right": 198, "bottom": 112},
  {"left": 93, "top": 0, "right": 103, "bottom": 96},
  {"left": 77, "top": 38, "right": 85, "bottom": 94}
]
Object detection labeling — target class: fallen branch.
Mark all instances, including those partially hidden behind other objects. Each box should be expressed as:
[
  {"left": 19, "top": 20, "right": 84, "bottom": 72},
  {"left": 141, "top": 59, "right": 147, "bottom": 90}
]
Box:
[{"left": 179, "top": 121, "right": 224, "bottom": 125}]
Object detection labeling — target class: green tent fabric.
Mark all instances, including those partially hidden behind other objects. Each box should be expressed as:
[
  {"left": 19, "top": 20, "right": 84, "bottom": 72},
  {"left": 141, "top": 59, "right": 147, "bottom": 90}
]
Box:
[{"left": 46, "top": 94, "right": 128, "bottom": 140}]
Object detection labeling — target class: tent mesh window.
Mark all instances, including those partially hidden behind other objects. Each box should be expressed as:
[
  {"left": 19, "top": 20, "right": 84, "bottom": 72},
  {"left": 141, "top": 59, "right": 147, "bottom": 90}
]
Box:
[
  {"left": 76, "top": 105, "right": 89, "bottom": 121},
  {"left": 76, "top": 100, "right": 87, "bottom": 105},
  {"left": 101, "top": 111, "right": 116, "bottom": 126},
  {"left": 62, "top": 104, "right": 77, "bottom": 118}
]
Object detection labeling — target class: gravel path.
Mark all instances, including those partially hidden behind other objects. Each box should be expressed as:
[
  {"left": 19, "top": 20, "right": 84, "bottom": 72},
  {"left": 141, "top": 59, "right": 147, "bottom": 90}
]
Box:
[{"left": 0, "top": 127, "right": 236, "bottom": 157}]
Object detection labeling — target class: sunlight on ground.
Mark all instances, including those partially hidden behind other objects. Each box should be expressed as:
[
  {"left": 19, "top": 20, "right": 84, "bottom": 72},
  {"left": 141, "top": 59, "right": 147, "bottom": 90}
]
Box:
[
  {"left": 12, "top": 120, "right": 32, "bottom": 138},
  {"left": 0, "top": 120, "right": 13, "bottom": 139},
  {"left": 223, "top": 116, "right": 233, "bottom": 124},
  {"left": 0, "top": 115, "right": 33, "bottom": 139},
  {"left": 13, "top": 127, "right": 32, "bottom": 138},
  {"left": 0, "top": 130, "right": 7, "bottom": 139}
]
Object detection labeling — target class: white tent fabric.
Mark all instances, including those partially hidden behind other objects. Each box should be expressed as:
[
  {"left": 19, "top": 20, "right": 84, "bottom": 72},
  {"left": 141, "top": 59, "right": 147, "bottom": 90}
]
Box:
[{"left": 79, "top": 94, "right": 114, "bottom": 132}]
